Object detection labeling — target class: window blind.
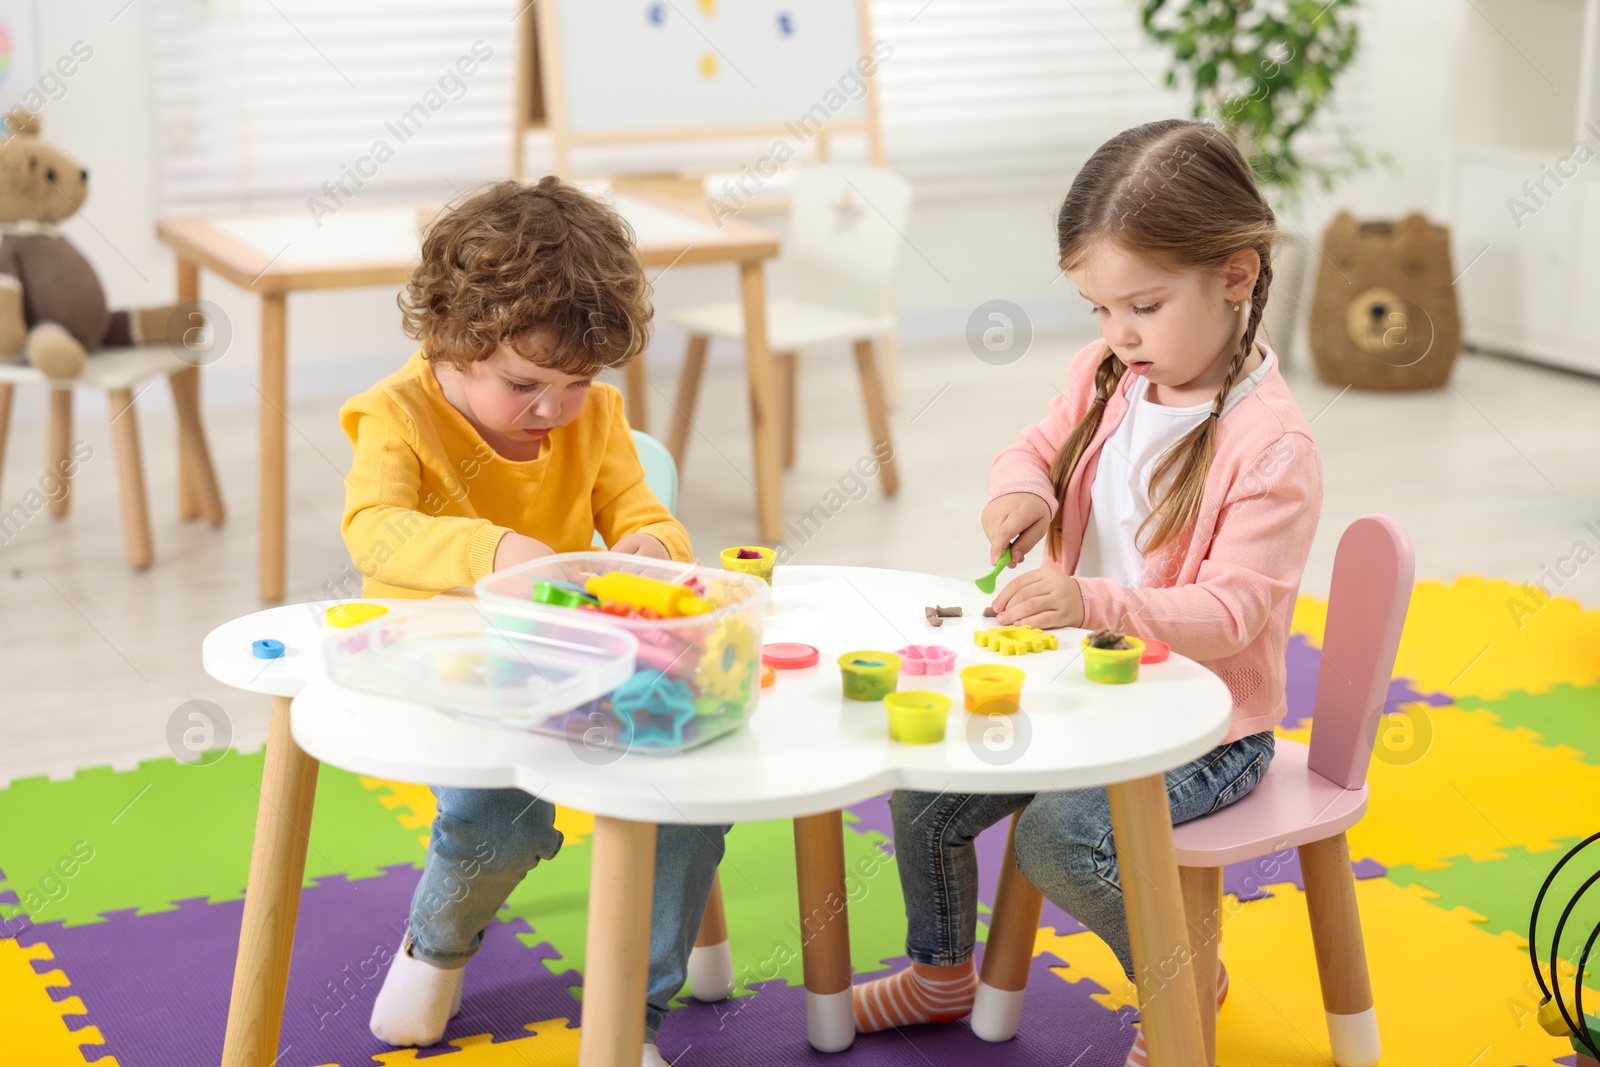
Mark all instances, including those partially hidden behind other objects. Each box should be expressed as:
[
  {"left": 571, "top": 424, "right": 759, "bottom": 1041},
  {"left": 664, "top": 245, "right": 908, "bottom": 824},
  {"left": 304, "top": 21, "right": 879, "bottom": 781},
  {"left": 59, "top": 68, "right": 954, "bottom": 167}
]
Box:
[{"left": 149, "top": 0, "right": 1374, "bottom": 210}]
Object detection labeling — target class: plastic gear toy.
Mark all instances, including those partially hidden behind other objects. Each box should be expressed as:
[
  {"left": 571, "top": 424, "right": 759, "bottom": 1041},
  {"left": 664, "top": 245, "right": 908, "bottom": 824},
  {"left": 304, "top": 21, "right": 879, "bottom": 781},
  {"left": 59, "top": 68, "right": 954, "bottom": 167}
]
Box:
[
  {"left": 696, "top": 617, "right": 757, "bottom": 700},
  {"left": 974, "top": 625, "right": 1058, "bottom": 656}
]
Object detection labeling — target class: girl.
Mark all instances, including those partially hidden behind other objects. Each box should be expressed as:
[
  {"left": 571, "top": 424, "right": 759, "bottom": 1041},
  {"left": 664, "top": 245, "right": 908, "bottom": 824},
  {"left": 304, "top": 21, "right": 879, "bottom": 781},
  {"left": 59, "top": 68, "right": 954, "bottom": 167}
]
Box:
[{"left": 852, "top": 118, "right": 1322, "bottom": 1066}]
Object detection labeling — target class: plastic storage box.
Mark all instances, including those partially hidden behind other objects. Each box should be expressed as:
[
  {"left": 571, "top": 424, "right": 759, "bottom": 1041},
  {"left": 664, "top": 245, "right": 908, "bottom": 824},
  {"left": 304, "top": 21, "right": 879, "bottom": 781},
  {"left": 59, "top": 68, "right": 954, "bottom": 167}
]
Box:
[
  {"left": 325, "top": 600, "right": 639, "bottom": 731},
  {"left": 476, "top": 552, "right": 770, "bottom": 754}
]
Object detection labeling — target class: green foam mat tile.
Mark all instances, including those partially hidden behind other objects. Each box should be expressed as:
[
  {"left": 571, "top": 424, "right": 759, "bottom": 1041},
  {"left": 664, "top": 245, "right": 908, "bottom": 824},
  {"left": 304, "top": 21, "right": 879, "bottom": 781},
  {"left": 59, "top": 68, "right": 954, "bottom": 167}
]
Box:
[
  {"left": 1386, "top": 839, "right": 1586, "bottom": 941},
  {"left": 1459, "top": 684, "right": 1600, "bottom": 767},
  {"left": 497, "top": 816, "right": 906, "bottom": 997},
  {"left": 0, "top": 751, "right": 424, "bottom": 930}
]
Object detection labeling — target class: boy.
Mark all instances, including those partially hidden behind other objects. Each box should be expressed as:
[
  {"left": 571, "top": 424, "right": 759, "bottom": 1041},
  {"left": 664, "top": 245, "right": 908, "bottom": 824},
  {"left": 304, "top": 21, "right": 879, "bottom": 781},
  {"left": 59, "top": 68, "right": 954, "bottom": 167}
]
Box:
[{"left": 341, "top": 177, "right": 723, "bottom": 1066}]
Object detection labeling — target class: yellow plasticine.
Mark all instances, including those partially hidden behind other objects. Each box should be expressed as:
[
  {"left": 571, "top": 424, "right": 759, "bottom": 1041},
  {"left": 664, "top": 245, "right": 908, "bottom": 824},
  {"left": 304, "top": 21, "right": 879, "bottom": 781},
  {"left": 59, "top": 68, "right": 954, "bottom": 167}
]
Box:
[
  {"left": 325, "top": 602, "right": 389, "bottom": 628},
  {"left": 973, "top": 626, "right": 1058, "bottom": 656}
]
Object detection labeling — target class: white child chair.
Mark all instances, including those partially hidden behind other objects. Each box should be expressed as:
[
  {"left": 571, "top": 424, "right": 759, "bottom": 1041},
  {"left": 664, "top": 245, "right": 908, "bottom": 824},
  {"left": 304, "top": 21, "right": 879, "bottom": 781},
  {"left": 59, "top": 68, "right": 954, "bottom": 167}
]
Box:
[
  {"left": 0, "top": 350, "right": 224, "bottom": 567},
  {"left": 663, "top": 164, "right": 911, "bottom": 495}
]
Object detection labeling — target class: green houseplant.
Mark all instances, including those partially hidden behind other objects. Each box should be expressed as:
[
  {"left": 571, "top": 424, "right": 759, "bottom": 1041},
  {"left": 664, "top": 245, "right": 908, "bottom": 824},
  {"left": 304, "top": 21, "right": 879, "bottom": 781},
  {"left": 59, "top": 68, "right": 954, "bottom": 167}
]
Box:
[{"left": 1137, "top": 0, "right": 1393, "bottom": 359}]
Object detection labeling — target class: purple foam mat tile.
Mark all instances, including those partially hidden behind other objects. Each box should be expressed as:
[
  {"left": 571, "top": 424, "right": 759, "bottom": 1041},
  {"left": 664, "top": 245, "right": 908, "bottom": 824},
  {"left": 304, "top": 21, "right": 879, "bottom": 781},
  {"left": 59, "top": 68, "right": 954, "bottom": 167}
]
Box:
[
  {"left": 20, "top": 863, "right": 580, "bottom": 1067},
  {"left": 1282, "top": 635, "right": 1450, "bottom": 731},
  {"left": 844, "top": 793, "right": 896, "bottom": 845},
  {"left": 1223, "top": 850, "right": 1387, "bottom": 903},
  {"left": 657, "top": 951, "right": 1133, "bottom": 1066}
]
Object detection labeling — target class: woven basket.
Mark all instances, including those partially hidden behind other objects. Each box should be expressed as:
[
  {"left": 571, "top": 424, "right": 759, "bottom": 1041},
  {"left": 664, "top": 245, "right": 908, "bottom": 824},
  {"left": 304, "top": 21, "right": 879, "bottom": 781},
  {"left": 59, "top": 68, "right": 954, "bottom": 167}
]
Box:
[{"left": 1308, "top": 211, "right": 1460, "bottom": 390}]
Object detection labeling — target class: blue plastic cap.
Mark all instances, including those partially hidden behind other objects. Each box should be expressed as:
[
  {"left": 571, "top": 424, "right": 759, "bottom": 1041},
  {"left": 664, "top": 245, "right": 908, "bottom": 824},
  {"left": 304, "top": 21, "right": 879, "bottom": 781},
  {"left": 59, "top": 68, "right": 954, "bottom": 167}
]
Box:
[{"left": 252, "top": 638, "right": 286, "bottom": 659}]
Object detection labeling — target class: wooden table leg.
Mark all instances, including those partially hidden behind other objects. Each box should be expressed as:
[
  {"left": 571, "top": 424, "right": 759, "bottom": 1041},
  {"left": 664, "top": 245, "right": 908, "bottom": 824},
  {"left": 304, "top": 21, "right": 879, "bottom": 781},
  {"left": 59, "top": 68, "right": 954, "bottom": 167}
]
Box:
[
  {"left": 259, "top": 293, "right": 287, "bottom": 602},
  {"left": 221, "top": 696, "right": 320, "bottom": 1067},
  {"left": 176, "top": 257, "right": 201, "bottom": 521},
  {"left": 47, "top": 389, "right": 72, "bottom": 518},
  {"left": 1106, "top": 774, "right": 1207, "bottom": 1067},
  {"left": 581, "top": 816, "right": 657, "bottom": 1067},
  {"left": 793, "top": 811, "right": 854, "bottom": 1053},
  {"left": 737, "top": 260, "right": 783, "bottom": 543},
  {"left": 688, "top": 869, "right": 735, "bottom": 1002},
  {"left": 1179, "top": 865, "right": 1222, "bottom": 1066},
  {"left": 973, "top": 810, "right": 1044, "bottom": 1041}
]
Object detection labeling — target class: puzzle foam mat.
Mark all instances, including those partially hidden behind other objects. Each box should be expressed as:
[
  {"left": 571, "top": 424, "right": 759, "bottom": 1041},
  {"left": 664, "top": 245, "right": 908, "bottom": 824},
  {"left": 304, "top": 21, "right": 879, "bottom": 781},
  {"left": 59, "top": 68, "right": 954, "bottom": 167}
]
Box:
[{"left": 2, "top": 576, "right": 1596, "bottom": 1065}]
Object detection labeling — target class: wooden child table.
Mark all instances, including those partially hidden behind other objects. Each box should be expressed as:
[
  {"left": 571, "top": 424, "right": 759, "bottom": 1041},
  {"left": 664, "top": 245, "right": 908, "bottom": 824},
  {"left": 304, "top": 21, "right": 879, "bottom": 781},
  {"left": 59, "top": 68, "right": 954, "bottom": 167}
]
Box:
[
  {"left": 204, "top": 566, "right": 1232, "bottom": 1067},
  {"left": 160, "top": 193, "right": 783, "bottom": 603}
]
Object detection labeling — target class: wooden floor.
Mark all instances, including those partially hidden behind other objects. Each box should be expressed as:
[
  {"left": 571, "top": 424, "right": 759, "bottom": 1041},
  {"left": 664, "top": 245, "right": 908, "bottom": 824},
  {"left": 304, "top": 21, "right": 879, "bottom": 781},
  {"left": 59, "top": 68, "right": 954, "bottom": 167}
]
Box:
[{"left": 2, "top": 331, "right": 1595, "bottom": 785}]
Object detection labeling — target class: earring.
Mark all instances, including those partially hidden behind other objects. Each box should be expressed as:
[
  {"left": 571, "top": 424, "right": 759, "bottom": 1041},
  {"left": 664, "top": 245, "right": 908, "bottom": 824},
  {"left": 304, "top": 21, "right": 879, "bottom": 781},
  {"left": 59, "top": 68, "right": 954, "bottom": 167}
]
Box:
[{"left": 1233, "top": 303, "right": 1241, "bottom": 312}]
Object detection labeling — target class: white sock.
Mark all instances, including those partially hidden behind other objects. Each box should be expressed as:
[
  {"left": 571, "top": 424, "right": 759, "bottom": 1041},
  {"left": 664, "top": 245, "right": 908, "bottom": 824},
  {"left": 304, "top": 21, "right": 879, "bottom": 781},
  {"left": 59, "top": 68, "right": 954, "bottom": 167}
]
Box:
[
  {"left": 642, "top": 1043, "right": 671, "bottom": 1067},
  {"left": 369, "top": 937, "right": 466, "bottom": 1047}
]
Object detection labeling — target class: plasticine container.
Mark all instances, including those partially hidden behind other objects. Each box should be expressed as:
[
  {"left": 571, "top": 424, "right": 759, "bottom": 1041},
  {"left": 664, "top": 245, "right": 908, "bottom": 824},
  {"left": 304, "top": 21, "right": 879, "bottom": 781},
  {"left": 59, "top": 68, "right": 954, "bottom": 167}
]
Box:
[
  {"left": 1082, "top": 636, "right": 1147, "bottom": 685},
  {"left": 476, "top": 552, "right": 770, "bottom": 753},
  {"left": 720, "top": 545, "right": 777, "bottom": 584},
  {"left": 326, "top": 600, "right": 638, "bottom": 731},
  {"left": 838, "top": 650, "right": 902, "bottom": 701},
  {"left": 960, "top": 663, "right": 1026, "bottom": 715},
  {"left": 885, "top": 691, "right": 951, "bottom": 743}
]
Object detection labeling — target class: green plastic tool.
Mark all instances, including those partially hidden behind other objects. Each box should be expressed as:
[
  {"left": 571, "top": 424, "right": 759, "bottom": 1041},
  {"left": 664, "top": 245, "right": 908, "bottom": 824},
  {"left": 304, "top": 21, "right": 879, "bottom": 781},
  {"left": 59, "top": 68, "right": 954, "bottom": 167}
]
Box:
[{"left": 974, "top": 545, "right": 1012, "bottom": 594}]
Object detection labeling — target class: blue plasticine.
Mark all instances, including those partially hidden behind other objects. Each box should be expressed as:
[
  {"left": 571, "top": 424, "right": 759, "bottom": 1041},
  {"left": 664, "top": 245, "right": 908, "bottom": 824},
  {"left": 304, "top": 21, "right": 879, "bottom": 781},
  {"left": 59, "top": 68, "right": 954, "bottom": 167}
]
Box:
[{"left": 251, "top": 639, "right": 284, "bottom": 659}]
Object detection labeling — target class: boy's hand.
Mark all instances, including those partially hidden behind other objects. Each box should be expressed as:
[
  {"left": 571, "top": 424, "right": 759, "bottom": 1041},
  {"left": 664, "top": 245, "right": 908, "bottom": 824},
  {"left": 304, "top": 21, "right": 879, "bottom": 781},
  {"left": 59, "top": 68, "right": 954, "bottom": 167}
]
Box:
[
  {"left": 981, "top": 493, "right": 1052, "bottom": 566},
  {"left": 492, "top": 532, "right": 555, "bottom": 572},
  {"left": 611, "top": 532, "right": 671, "bottom": 559},
  {"left": 993, "top": 568, "right": 1083, "bottom": 629}
]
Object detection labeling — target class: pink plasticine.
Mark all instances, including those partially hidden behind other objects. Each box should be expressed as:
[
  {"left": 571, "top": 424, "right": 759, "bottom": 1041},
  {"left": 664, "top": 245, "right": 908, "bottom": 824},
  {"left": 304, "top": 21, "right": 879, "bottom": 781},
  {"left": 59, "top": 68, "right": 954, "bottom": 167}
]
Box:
[{"left": 736, "top": 548, "right": 764, "bottom": 559}]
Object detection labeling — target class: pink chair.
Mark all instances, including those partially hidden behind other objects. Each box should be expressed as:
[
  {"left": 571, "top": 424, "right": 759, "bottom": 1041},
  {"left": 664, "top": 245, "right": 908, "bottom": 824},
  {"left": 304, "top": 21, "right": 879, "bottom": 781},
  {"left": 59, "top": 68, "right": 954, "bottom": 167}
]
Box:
[{"left": 973, "top": 515, "right": 1412, "bottom": 1067}]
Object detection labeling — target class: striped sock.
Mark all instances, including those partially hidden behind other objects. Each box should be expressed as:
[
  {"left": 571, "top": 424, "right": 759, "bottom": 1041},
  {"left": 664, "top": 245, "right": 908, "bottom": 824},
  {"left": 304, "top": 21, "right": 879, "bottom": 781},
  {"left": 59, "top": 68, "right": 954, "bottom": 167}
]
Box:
[
  {"left": 852, "top": 960, "right": 978, "bottom": 1032},
  {"left": 1124, "top": 960, "right": 1228, "bottom": 1067}
]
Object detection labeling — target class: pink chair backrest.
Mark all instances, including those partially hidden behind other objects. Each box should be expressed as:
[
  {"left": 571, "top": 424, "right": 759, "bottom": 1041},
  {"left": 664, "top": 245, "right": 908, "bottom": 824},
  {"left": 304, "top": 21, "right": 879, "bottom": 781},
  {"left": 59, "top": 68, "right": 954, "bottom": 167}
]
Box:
[{"left": 1307, "top": 514, "right": 1415, "bottom": 790}]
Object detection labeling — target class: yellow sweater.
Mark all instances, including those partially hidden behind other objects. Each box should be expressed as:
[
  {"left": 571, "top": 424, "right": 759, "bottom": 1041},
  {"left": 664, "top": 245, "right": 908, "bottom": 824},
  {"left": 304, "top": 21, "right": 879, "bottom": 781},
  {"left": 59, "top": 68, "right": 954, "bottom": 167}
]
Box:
[{"left": 339, "top": 351, "right": 691, "bottom": 598}]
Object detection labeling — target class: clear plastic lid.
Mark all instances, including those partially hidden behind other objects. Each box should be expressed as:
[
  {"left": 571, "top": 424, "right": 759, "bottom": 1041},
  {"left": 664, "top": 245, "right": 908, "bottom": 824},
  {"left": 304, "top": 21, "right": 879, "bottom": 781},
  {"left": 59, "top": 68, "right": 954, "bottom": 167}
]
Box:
[{"left": 324, "top": 599, "right": 639, "bottom": 730}]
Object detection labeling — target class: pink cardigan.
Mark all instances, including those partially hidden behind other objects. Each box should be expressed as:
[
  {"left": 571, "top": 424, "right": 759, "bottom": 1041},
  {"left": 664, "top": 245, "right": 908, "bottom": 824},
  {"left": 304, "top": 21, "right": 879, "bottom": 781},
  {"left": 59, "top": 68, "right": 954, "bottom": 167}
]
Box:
[{"left": 989, "top": 338, "right": 1323, "bottom": 743}]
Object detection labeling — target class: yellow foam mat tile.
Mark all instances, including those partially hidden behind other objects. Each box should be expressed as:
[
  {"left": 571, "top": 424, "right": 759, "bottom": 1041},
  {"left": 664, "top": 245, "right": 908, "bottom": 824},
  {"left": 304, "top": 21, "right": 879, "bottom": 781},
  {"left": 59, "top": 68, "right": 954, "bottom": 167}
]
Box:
[
  {"left": 1277, "top": 702, "right": 1600, "bottom": 871},
  {"left": 1292, "top": 578, "right": 1600, "bottom": 701},
  {"left": 360, "top": 777, "right": 594, "bottom": 847},
  {"left": 371, "top": 1017, "right": 580, "bottom": 1064},
  {"left": 1038, "top": 877, "right": 1565, "bottom": 1067},
  {"left": 0, "top": 937, "right": 120, "bottom": 1066}
]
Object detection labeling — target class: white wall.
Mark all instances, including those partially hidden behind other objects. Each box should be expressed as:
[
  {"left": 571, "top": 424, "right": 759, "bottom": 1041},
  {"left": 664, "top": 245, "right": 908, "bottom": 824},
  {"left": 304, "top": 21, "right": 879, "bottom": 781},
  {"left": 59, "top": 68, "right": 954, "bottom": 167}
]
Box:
[{"left": 23, "top": 0, "right": 1465, "bottom": 418}]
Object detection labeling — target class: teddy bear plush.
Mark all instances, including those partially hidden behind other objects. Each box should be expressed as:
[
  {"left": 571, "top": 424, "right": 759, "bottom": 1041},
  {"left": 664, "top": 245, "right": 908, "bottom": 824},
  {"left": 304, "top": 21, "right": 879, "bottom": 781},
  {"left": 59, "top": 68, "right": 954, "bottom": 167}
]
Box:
[{"left": 0, "top": 111, "right": 189, "bottom": 380}]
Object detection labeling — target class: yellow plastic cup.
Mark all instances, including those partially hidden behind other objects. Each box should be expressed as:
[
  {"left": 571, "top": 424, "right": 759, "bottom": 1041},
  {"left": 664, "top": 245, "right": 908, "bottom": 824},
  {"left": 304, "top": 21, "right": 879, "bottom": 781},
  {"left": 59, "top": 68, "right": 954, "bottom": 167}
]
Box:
[
  {"left": 720, "top": 545, "right": 776, "bottom": 584},
  {"left": 838, "top": 650, "right": 902, "bottom": 701},
  {"left": 1081, "top": 636, "right": 1147, "bottom": 684},
  {"left": 960, "top": 664, "right": 1026, "bottom": 715},
  {"left": 885, "top": 691, "right": 952, "bottom": 743}
]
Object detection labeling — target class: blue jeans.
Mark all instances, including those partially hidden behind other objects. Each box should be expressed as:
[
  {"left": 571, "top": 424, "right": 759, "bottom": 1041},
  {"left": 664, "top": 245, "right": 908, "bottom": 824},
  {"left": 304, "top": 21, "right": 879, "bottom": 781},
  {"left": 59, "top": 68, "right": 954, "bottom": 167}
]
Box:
[
  {"left": 405, "top": 786, "right": 729, "bottom": 1041},
  {"left": 889, "top": 731, "right": 1274, "bottom": 980}
]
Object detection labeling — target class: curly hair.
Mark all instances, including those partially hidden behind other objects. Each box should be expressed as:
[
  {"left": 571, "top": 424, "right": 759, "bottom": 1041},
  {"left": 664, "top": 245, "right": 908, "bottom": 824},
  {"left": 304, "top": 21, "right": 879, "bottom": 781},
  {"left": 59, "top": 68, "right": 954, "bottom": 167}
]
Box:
[{"left": 401, "top": 177, "right": 653, "bottom": 375}]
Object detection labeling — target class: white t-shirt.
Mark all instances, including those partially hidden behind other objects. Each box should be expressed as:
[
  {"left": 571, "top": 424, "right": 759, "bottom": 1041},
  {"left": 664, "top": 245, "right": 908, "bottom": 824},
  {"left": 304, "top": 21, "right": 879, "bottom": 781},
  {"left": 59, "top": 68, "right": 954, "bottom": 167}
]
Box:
[{"left": 1076, "top": 351, "right": 1275, "bottom": 587}]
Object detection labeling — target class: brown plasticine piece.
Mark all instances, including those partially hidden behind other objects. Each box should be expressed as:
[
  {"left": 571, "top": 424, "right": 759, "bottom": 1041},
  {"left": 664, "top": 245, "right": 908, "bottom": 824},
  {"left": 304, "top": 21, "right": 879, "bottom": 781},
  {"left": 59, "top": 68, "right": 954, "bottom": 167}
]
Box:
[
  {"left": 935, "top": 605, "right": 963, "bottom": 618},
  {"left": 983, "top": 607, "right": 998, "bottom": 618},
  {"left": 925, "top": 607, "right": 944, "bottom": 627}
]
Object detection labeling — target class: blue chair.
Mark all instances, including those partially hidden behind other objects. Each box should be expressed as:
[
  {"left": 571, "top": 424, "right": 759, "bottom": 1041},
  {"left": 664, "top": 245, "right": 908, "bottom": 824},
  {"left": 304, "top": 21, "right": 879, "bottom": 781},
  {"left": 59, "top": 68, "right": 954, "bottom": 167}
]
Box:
[
  {"left": 633, "top": 429, "right": 678, "bottom": 513},
  {"left": 595, "top": 431, "right": 679, "bottom": 547}
]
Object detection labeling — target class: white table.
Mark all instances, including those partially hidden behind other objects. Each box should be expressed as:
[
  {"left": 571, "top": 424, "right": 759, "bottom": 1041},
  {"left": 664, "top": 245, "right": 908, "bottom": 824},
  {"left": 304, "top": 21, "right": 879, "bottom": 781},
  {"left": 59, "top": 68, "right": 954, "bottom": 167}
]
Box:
[{"left": 205, "top": 567, "right": 1232, "bottom": 1067}]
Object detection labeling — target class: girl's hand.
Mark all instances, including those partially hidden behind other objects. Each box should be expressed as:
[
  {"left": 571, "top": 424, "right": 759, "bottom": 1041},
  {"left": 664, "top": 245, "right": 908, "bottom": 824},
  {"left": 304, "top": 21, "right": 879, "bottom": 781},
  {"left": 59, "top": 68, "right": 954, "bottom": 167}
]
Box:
[
  {"left": 981, "top": 493, "right": 1052, "bottom": 566},
  {"left": 993, "top": 568, "right": 1083, "bottom": 629},
  {"left": 611, "top": 532, "right": 671, "bottom": 559},
  {"left": 492, "top": 532, "right": 555, "bottom": 572}
]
